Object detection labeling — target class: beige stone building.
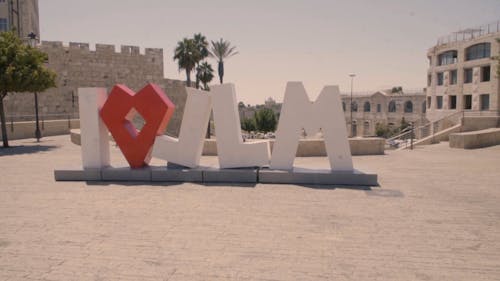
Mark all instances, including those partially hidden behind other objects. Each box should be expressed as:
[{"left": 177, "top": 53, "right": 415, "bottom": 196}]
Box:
[
  {"left": 341, "top": 90, "right": 427, "bottom": 137},
  {"left": 426, "top": 21, "right": 500, "bottom": 122},
  {"left": 0, "top": 0, "right": 39, "bottom": 41}
]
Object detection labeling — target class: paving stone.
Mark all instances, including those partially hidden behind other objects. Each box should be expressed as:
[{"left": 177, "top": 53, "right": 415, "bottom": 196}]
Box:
[
  {"left": 258, "top": 168, "right": 378, "bottom": 186},
  {"left": 3, "top": 136, "right": 500, "bottom": 281}
]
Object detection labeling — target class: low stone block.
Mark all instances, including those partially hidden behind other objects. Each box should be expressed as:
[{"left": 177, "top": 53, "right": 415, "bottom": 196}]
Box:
[
  {"left": 258, "top": 168, "right": 378, "bottom": 186},
  {"left": 203, "top": 168, "right": 258, "bottom": 183},
  {"left": 151, "top": 166, "right": 203, "bottom": 182},
  {"left": 101, "top": 167, "right": 152, "bottom": 181},
  {"left": 54, "top": 168, "right": 101, "bottom": 181}
]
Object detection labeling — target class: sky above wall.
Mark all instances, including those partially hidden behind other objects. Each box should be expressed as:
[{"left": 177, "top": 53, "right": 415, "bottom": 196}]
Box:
[{"left": 39, "top": 0, "right": 500, "bottom": 105}]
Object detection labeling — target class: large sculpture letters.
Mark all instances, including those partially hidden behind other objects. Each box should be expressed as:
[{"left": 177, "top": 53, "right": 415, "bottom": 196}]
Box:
[
  {"left": 211, "top": 84, "right": 270, "bottom": 168},
  {"left": 78, "top": 88, "right": 110, "bottom": 168},
  {"left": 271, "top": 82, "right": 353, "bottom": 171},
  {"left": 100, "top": 84, "right": 175, "bottom": 168},
  {"left": 152, "top": 87, "right": 212, "bottom": 168},
  {"left": 78, "top": 82, "right": 353, "bottom": 172}
]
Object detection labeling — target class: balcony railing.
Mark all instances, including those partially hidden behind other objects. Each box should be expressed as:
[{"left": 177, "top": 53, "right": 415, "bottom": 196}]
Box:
[{"left": 437, "top": 20, "right": 500, "bottom": 46}]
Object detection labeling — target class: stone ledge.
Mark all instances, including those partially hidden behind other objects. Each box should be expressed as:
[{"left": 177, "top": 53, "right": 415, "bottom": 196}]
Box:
[
  {"left": 449, "top": 128, "right": 500, "bottom": 149},
  {"left": 54, "top": 166, "right": 377, "bottom": 186},
  {"left": 151, "top": 167, "right": 203, "bottom": 182},
  {"left": 259, "top": 168, "right": 378, "bottom": 186},
  {"left": 54, "top": 168, "right": 102, "bottom": 181},
  {"left": 101, "top": 167, "right": 152, "bottom": 181},
  {"left": 69, "top": 130, "right": 385, "bottom": 156},
  {"left": 202, "top": 168, "right": 258, "bottom": 183}
]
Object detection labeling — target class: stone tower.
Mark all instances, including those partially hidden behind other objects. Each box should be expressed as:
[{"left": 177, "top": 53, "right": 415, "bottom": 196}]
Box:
[{"left": 0, "top": 0, "right": 40, "bottom": 40}]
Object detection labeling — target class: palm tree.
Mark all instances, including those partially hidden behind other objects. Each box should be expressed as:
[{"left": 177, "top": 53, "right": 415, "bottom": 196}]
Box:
[
  {"left": 196, "top": 62, "right": 214, "bottom": 90},
  {"left": 173, "top": 38, "right": 199, "bottom": 86},
  {"left": 209, "top": 38, "right": 238, "bottom": 84},
  {"left": 193, "top": 33, "right": 209, "bottom": 89}
]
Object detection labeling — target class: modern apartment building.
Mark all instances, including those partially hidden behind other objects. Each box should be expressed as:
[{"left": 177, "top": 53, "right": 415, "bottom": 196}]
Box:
[
  {"left": 0, "top": 0, "right": 39, "bottom": 40},
  {"left": 426, "top": 21, "right": 499, "bottom": 122}
]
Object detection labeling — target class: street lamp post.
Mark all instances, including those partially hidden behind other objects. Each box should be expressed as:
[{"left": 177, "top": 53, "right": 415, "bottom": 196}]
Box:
[
  {"left": 28, "top": 32, "right": 41, "bottom": 142},
  {"left": 349, "top": 73, "right": 356, "bottom": 137}
]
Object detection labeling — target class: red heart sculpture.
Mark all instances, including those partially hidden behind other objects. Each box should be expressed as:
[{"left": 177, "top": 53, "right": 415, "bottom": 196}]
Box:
[{"left": 100, "top": 83, "right": 175, "bottom": 168}]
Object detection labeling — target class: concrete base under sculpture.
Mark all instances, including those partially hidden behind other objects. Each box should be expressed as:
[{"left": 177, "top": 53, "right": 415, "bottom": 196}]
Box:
[
  {"left": 259, "top": 168, "right": 377, "bottom": 186},
  {"left": 54, "top": 166, "right": 377, "bottom": 186}
]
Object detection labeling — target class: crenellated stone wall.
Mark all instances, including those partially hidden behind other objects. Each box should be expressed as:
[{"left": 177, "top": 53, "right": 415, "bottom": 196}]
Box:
[{"left": 4, "top": 41, "right": 188, "bottom": 136}]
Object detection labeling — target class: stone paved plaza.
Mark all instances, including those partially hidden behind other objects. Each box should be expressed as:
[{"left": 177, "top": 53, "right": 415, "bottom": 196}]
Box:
[{"left": 1, "top": 136, "right": 500, "bottom": 280}]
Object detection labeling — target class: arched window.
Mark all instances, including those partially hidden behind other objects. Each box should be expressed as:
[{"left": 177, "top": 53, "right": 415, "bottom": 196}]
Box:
[
  {"left": 404, "top": 101, "right": 413, "bottom": 113},
  {"left": 388, "top": 101, "right": 396, "bottom": 112},
  {"left": 351, "top": 101, "right": 358, "bottom": 112},
  {"left": 342, "top": 102, "right": 346, "bottom": 111},
  {"left": 438, "top": 50, "right": 457, "bottom": 65},
  {"left": 363, "top": 102, "right": 371, "bottom": 112},
  {"left": 422, "top": 101, "right": 426, "bottom": 113},
  {"left": 465, "top": 43, "right": 490, "bottom": 61}
]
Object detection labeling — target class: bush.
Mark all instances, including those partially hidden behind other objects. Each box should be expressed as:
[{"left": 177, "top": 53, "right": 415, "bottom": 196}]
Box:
[
  {"left": 254, "top": 108, "right": 277, "bottom": 133},
  {"left": 241, "top": 117, "right": 256, "bottom": 132}
]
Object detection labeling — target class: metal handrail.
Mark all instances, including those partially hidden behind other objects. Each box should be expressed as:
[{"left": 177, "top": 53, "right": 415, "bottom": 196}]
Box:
[{"left": 436, "top": 20, "right": 500, "bottom": 46}]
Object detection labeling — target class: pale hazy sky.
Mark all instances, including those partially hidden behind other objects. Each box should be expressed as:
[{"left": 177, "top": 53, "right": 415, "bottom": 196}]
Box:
[{"left": 39, "top": 0, "right": 500, "bottom": 104}]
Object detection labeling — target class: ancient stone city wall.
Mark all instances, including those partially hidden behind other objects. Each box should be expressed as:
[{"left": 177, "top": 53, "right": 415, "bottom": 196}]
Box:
[{"left": 4, "top": 41, "right": 188, "bottom": 136}]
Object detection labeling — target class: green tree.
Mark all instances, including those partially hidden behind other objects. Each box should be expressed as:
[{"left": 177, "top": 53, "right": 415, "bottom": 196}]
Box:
[
  {"left": 254, "top": 108, "right": 277, "bottom": 133},
  {"left": 241, "top": 117, "right": 256, "bottom": 132},
  {"left": 209, "top": 38, "right": 238, "bottom": 84},
  {"left": 193, "top": 33, "right": 209, "bottom": 89},
  {"left": 0, "top": 31, "right": 57, "bottom": 147},
  {"left": 173, "top": 38, "right": 199, "bottom": 86},
  {"left": 196, "top": 61, "right": 214, "bottom": 90}
]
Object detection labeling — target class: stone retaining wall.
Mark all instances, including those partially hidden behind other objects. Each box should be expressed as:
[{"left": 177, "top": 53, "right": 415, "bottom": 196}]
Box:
[{"left": 449, "top": 128, "right": 500, "bottom": 149}]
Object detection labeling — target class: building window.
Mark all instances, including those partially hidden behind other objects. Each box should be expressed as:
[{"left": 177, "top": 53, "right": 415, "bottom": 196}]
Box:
[
  {"left": 0, "top": 18, "right": 8, "bottom": 32},
  {"left": 465, "top": 43, "right": 491, "bottom": 61},
  {"left": 363, "top": 102, "right": 370, "bottom": 112},
  {"left": 436, "top": 96, "right": 443, "bottom": 109},
  {"left": 437, "top": 72, "right": 444, "bottom": 86},
  {"left": 464, "top": 68, "right": 473, "bottom": 83},
  {"left": 427, "top": 74, "right": 431, "bottom": 86},
  {"left": 463, "top": 95, "right": 472, "bottom": 110},
  {"left": 404, "top": 101, "right": 413, "bottom": 113},
  {"left": 437, "top": 50, "right": 457, "bottom": 65},
  {"left": 450, "top": 70, "right": 457, "bottom": 85},
  {"left": 449, "top": 95, "right": 457, "bottom": 109},
  {"left": 363, "top": 121, "right": 370, "bottom": 136},
  {"left": 481, "top": 65, "right": 490, "bottom": 82},
  {"left": 427, "top": 96, "right": 431, "bottom": 109},
  {"left": 388, "top": 101, "right": 396, "bottom": 112},
  {"left": 351, "top": 101, "right": 358, "bottom": 112},
  {"left": 422, "top": 101, "right": 426, "bottom": 113},
  {"left": 480, "top": 94, "right": 490, "bottom": 111},
  {"left": 342, "top": 102, "right": 346, "bottom": 112},
  {"left": 351, "top": 121, "right": 357, "bottom": 137},
  {"left": 377, "top": 104, "right": 381, "bottom": 113}
]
